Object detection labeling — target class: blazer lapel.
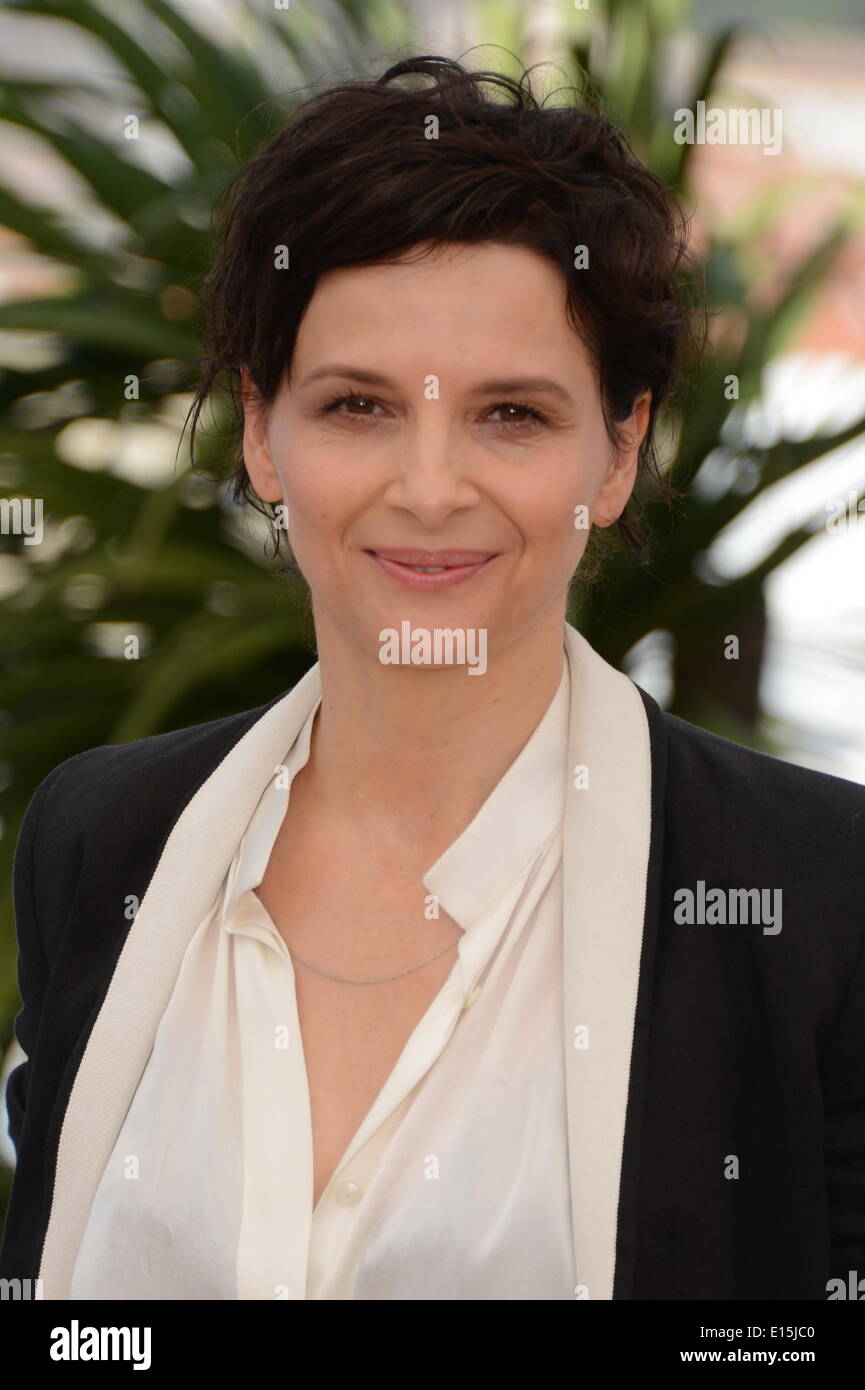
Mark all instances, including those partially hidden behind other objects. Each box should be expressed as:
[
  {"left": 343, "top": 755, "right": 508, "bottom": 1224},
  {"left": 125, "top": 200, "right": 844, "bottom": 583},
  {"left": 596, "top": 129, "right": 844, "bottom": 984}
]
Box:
[
  {"left": 38, "top": 662, "right": 324, "bottom": 1298},
  {"left": 561, "top": 622, "right": 654, "bottom": 1299}
]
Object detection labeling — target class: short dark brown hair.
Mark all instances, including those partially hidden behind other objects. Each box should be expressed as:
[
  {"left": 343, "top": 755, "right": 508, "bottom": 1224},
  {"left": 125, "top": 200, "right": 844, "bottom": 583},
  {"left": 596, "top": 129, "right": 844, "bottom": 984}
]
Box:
[{"left": 188, "top": 53, "right": 703, "bottom": 570}]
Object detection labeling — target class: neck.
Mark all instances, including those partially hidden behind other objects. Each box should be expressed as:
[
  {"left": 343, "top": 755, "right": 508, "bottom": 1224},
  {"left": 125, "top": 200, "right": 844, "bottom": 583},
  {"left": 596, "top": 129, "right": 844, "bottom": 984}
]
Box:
[{"left": 300, "top": 604, "right": 568, "bottom": 864}]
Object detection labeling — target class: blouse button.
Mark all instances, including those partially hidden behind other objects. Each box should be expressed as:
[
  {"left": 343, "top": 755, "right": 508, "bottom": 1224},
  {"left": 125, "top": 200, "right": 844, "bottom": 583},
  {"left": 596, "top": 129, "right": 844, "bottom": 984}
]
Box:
[
  {"left": 462, "top": 985, "right": 482, "bottom": 1013},
  {"left": 335, "top": 1180, "right": 362, "bottom": 1206}
]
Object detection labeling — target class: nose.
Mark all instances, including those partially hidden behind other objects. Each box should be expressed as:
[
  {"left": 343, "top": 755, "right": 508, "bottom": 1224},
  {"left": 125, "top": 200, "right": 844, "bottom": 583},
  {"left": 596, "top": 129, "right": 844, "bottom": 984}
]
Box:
[{"left": 383, "top": 417, "right": 481, "bottom": 527}]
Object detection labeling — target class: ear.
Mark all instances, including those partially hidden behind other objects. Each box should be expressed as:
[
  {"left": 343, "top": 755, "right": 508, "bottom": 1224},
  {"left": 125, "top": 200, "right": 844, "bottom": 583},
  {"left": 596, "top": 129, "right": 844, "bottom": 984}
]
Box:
[
  {"left": 592, "top": 391, "right": 652, "bottom": 529},
  {"left": 240, "top": 366, "right": 283, "bottom": 503}
]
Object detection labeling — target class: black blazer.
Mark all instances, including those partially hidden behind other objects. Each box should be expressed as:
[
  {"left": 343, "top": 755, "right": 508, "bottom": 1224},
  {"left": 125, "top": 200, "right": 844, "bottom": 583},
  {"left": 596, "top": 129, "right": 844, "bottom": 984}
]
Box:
[{"left": 1, "top": 639, "right": 864, "bottom": 1300}]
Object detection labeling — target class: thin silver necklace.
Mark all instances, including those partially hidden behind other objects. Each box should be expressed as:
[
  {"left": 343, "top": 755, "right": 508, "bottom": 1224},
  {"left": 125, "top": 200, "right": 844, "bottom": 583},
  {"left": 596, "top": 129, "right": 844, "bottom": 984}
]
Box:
[{"left": 287, "top": 936, "right": 461, "bottom": 985}]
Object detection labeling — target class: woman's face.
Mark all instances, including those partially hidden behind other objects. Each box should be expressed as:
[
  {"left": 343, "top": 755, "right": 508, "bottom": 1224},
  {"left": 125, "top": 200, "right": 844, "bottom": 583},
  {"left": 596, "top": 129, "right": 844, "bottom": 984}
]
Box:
[{"left": 242, "top": 240, "right": 649, "bottom": 666}]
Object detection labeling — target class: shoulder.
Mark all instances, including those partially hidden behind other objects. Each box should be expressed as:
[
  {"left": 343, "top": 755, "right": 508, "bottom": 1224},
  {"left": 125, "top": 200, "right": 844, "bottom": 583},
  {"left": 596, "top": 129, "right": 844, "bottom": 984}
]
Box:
[
  {"left": 17, "top": 691, "right": 286, "bottom": 860},
  {"left": 10, "top": 691, "right": 292, "bottom": 983},
  {"left": 635, "top": 687, "right": 865, "bottom": 873},
  {"left": 664, "top": 695, "right": 862, "bottom": 806}
]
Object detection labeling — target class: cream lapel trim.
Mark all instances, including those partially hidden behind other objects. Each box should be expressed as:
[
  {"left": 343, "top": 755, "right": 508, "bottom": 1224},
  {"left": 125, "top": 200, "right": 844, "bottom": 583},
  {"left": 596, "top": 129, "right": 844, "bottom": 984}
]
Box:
[
  {"left": 561, "top": 622, "right": 653, "bottom": 1300},
  {"left": 38, "top": 662, "right": 324, "bottom": 1298}
]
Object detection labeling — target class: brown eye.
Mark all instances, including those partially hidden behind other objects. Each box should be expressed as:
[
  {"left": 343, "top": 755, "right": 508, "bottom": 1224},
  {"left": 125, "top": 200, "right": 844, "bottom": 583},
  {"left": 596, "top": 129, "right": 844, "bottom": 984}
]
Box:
[
  {"left": 488, "top": 401, "right": 547, "bottom": 429},
  {"left": 321, "top": 393, "right": 382, "bottom": 418}
]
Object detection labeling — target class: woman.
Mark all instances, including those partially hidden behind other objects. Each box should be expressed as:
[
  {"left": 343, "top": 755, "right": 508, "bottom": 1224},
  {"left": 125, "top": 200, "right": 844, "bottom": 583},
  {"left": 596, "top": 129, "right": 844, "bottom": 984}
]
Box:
[{"left": 2, "top": 56, "right": 863, "bottom": 1302}]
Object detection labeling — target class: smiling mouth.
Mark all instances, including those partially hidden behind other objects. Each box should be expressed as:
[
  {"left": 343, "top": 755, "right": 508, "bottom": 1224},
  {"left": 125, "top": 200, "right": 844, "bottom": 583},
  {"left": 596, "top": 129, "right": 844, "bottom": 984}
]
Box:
[
  {"left": 363, "top": 548, "right": 499, "bottom": 588},
  {"left": 365, "top": 549, "right": 497, "bottom": 569}
]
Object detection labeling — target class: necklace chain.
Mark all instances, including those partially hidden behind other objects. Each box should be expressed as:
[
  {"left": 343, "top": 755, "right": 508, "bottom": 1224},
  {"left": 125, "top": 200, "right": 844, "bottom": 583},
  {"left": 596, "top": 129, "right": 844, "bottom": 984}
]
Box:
[{"left": 287, "top": 936, "right": 461, "bottom": 985}]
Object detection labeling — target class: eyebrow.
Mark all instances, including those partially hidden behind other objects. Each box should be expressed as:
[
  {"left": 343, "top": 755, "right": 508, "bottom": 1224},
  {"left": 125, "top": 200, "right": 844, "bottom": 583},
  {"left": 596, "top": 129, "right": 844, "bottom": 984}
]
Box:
[{"left": 299, "top": 364, "right": 574, "bottom": 405}]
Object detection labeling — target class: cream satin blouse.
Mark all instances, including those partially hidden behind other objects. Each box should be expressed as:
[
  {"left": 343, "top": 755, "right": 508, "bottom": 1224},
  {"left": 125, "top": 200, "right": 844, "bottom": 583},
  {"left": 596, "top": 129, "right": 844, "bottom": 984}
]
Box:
[{"left": 69, "top": 652, "right": 574, "bottom": 1300}]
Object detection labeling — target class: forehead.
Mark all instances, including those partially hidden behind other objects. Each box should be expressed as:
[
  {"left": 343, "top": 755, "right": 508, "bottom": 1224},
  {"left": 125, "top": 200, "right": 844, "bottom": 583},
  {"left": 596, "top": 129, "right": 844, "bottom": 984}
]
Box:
[{"left": 291, "top": 241, "right": 592, "bottom": 379}]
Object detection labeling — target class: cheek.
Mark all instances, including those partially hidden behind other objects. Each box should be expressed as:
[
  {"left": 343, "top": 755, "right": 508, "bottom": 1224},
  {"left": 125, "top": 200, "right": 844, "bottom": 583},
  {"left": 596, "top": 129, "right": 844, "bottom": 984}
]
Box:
[
  {"left": 513, "top": 461, "right": 600, "bottom": 586},
  {"left": 515, "top": 460, "right": 592, "bottom": 546},
  {"left": 273, "top": 447, "right": 347, "bottom": 528}
]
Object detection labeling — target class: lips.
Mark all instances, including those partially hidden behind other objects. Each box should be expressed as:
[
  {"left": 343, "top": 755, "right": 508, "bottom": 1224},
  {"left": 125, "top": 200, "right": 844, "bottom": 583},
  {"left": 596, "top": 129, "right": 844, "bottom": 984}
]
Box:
[
  {"left": 364, "top": 548, "right": 498, "bottom": 590},
  {"left": 366, "top": 549, "right": 497, "bottom": 567}
]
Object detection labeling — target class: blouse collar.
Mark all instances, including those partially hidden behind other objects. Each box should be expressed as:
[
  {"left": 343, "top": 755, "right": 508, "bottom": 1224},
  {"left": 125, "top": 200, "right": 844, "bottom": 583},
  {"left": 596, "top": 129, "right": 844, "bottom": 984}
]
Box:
[
  {"left": 225, "top": 647, "right": 569, "bottom": 933},
  {"left": 422, "top": 649, "right": 569, "bottom": 931}
]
